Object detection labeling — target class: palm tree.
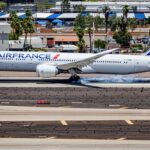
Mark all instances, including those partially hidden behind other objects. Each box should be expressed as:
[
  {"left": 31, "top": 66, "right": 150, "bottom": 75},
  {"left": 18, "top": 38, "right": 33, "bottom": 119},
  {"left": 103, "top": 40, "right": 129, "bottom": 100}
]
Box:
[
  {"left": 15, "top": 21, "right": 23, "bottom": 40},
  {"left": 123, "top": 5, "right": 130, "bottom": 19},
  {"left": 0, "top": 2, "right": 6, "bottom": 11},
  {"left": 110, "top": 17, "right": 120, "bottom": 32},
  {"left": 132, "top": 6, "right": 137, "bottom": 13},
  {"left": 74, "top": 14, "right": 86, "bottom": 53},
  {"left": 94, "top": 16, "right": 103, "bottom": 31},
  {"left": 10, "top": 11, "right": 17, "bottom": 40},
  {"left": 74, "top": 25, "right": 86, "bottom": 53},
  {"left": 122, "top": 5, "right": 130, "bottom": 32},
  {"left": 94, "top": 39, "right": 107, "bottom": 50},
  {"left": 73, "top": 5, "right": 86, "bottom": 13},
  {"left": 10, "top": 11, "right": 23, "bottom": 40},
  {"left": 85, "top": 15, "right": 93, "bottom": 53},
  {"left": 128, "top": 18, "right": 138, "bottom": 32},
  {"left": 22, "top": 10, "right": 34, "bottom": 51},
  {"left": 112, "top": 5, "right": 133, "bottom": 48},
  {"left": 102, "top": 5, "right": 110, "bottom": 34}
]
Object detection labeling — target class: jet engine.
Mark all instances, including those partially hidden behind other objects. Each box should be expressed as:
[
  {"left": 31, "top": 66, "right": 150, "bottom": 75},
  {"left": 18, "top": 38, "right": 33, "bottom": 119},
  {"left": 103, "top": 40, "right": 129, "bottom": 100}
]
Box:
[{"left": 36, "top": 64, "right": 58, "bottom": 78}]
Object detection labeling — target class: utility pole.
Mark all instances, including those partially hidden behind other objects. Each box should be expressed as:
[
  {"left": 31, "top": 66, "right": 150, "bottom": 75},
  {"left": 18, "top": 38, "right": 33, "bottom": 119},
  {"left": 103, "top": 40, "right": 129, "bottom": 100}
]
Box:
[{"left": 92, "top": 18, "right": 95, "bottom": 52}]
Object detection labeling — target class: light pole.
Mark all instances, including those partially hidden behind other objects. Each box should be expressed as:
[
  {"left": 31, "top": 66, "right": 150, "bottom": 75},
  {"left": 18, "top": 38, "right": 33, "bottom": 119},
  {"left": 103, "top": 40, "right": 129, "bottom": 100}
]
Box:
[{"left": 92, "top": 15, "right": 95, "bottom": 52}]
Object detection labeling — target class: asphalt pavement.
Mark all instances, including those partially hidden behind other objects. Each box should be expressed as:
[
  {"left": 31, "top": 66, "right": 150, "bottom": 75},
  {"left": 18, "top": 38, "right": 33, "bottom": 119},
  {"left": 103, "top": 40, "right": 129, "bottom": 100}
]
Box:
[
  {"left": 0, "top": 71, "right": 150, "bottom": 142},
  {"left": 0, "top": 121, "right": 150, "bottom": 140}
]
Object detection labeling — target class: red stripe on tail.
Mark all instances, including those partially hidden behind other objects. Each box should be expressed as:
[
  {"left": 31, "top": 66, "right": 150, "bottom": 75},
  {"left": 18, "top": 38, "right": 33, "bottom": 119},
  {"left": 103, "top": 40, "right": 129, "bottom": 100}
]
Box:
[{"left": 53, "top": 54, "right": 60, "bottom": 59}]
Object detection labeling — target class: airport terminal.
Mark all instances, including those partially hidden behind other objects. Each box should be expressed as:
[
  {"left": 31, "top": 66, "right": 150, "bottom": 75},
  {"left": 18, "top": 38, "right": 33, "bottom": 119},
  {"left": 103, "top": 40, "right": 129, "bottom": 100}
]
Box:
[{"left": 0, "top": 0, "right": 150, "bottom": 150}]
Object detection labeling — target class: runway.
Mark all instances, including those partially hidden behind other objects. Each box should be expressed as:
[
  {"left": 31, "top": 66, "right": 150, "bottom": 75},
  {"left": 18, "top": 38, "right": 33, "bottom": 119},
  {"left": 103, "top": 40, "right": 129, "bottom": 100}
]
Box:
[
  {"left": 0, "top": 139, "right": 149, "bottom": 150},
  {"left": 1, "top": 121, "right": 150, "bottom": 139},
  {"left": 0, "top": 72, "right": 150, "bottom": 142},
  {"left": 0, "top": 106, "right": 150, "bottom": 121},
  {"left": 0, "top": 77, "right": 150, "bottom": 88}
]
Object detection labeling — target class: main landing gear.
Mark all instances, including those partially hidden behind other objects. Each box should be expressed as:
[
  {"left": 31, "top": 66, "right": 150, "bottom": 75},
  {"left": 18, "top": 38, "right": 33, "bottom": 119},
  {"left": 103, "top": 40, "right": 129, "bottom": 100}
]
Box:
[
  {"left": 68, "top": 68, "right": 81, "bottom": 82},
  {"left": 69, "top": 75, "right": 80, "bottom": 82}
]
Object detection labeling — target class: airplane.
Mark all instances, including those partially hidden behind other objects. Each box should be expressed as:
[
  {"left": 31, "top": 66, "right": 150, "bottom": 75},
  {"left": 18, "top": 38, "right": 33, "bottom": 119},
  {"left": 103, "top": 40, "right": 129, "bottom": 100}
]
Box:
[{"left": 0, "top": 48, "right": 150, "bottom": 81}]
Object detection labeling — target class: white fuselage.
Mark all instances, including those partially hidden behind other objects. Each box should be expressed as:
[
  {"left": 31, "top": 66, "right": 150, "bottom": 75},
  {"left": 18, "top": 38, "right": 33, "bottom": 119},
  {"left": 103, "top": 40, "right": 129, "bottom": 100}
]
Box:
[{"left": 0, "top": 51, "right": 150, "bottom": 74}]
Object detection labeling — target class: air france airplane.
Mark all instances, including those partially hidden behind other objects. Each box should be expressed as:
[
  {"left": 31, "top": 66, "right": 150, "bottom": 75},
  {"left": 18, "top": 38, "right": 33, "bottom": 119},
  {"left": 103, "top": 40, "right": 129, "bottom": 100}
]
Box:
[{"left": 0, "top": 48, "right": 150, "bottom": 81}]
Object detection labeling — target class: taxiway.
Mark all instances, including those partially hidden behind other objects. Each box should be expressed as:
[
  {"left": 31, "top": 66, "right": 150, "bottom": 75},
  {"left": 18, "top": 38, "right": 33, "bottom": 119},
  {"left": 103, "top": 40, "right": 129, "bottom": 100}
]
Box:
[
  {"left": 0, "top": 106, "right": 150, "bottom": 121},
  {"left": 0, "top": 139, "right": 149, "bottom": 150}
]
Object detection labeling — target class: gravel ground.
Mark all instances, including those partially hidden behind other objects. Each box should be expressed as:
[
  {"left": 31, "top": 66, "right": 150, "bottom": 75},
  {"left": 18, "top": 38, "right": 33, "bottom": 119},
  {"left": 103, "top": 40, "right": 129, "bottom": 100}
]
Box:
[{"left": 0, "top": 87, "right": 149, "bottom": 109}]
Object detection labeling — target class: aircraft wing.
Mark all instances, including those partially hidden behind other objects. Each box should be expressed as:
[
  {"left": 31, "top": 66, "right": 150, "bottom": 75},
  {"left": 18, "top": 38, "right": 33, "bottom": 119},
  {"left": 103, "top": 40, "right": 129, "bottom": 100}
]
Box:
[{"left": 57, "top": 48, "right": 118, "bottom": 70}]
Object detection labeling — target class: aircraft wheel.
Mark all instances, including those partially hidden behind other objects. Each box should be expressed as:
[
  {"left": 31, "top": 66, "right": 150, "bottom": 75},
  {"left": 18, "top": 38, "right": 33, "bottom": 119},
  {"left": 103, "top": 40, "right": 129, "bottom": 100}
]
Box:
[{"left": 69, "top": 76, "right": 80, "bottom": 82}]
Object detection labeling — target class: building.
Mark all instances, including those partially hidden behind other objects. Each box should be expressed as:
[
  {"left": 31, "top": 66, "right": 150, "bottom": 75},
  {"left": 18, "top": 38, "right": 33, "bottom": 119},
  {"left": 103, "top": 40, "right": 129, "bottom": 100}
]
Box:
[
  {"left": 51, "top": 1, "right": 150, "bottom": 13},
  {"left": 8, "top": 4, "right": 36, "bottom": 12},
  {"left": 0, "top": 22, "right": 10, "bottom": 51},
  {"left": 2, "top": 0, "right": 34, "bottom": 4},
  {"left": 2, "top": 0, "right": 56, "bottom": 4},
  {"left": 34, "top": 0, "right": 60, "bottom": 4}
]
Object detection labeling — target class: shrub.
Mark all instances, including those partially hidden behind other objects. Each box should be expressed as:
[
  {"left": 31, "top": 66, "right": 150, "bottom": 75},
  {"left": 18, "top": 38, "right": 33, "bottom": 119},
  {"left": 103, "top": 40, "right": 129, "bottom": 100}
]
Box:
[{"left": 94, "top": 39, "right": 107, "bottom": 49}]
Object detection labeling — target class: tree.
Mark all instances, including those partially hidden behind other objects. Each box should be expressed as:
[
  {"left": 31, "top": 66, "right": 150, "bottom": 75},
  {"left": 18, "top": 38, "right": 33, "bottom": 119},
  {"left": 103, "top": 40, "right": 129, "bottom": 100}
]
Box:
[
  {"left": 111, "top": 5, "right": 134, "bottom": 48},
  {"left": 128, "top": 18, "right": 138, "bottom": 32},
  {"left": 94, "top": 39, "right": 107, "bottom": 50},
  {"left": 148, "top": 17, "right": 150, "bottom": 24},
  {"left": 36, "top": 0, "right": 52, "bottom": 12},
  {"left": 118, "top": 16, "right": 128, "bottom": 33},
  {"left": 10, "top": 10, "right": 34, "bottom": 49},
  {"left": 10, "top": 11, "right": 23, "bottom": 40},
  {"left": 0, "top": 2, "right": 6, "bottom": 11},
  {"left": 123, "top": 5, "right": 130, "bottom": 19},
  {"left": 22, "top": 10, "right": 34, "bottom": 51},
  {"left": 73, "top": 5, "right": 86, "bottom": 13},
  {"left": 74, "top": 14, "right": 86, "bottom": 53},
  {"left": 94, "top": 16, "right": 103, "bottom": 31},
  {"left": 10, "top": 11, "right": 18, "bottom": 40},
  {"left": 145, "top": 16, "right": 150, "bottom": 25},
  {"left": 112, "top": 17, "right": 132, "bottom": 48},
  {"left": 102, "top": 5, "right": 110, "bottom": 34},
  {"left": 85, "top": 15, "right": 104, "bottom": 53},
  {"left": 110, "top": 15, "right": 137, "bottom": 33},
  {"left": 15, "top": 21, "right": 23, "bottom": 40},
  {"left": 113, "top": 31, "right": 132, "bottom": 47},
  {"left": 61, "top": 0, "right": 70, "bottom": 13},
  {"left": 122, "top": 5, "right": 130, "bottom": 33},
  {"left": 112, "top": 17, "right": 132, "bottom": 47},
  {"left": 132, "top": 6, "right": 137, "bottom": 13},
  {"left": 85, "top": 15, "right": 93, "bottom": 52},
  {"left": 110, "top": 17, "right": 120, "bottom": 32}
]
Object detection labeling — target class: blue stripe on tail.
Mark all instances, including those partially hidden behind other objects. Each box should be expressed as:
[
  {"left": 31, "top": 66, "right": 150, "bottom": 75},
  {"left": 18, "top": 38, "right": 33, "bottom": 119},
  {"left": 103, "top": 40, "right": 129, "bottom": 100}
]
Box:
[{"left": 144, "top": 48, "right": 150, "bottom": 56}]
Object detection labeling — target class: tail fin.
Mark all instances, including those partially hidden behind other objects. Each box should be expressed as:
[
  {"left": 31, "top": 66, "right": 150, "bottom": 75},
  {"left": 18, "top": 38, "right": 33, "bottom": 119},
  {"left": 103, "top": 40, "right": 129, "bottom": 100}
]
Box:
[{"left": 143, "top": 48, "right": 150, "bottom": 56}]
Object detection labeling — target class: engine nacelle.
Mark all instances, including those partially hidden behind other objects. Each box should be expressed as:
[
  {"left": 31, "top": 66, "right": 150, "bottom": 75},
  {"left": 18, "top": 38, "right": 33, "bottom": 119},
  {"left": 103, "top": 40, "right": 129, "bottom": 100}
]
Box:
[{"left": 36, "top": 64, "right": 58, "bottom": 78}]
